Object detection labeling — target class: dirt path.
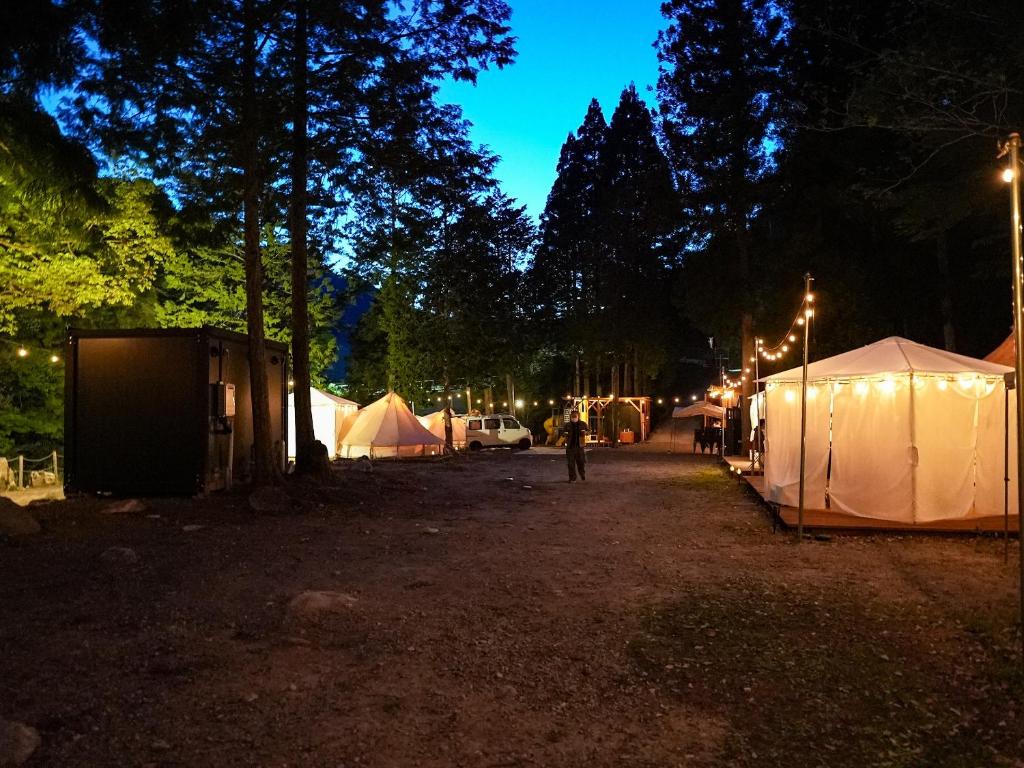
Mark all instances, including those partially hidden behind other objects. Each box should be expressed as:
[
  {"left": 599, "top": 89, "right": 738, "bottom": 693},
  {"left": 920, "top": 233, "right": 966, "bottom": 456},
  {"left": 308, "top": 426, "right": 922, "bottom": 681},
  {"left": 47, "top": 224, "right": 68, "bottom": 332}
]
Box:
[{"left": 2, "top": 448, "right": 1023, "bottom": 767}]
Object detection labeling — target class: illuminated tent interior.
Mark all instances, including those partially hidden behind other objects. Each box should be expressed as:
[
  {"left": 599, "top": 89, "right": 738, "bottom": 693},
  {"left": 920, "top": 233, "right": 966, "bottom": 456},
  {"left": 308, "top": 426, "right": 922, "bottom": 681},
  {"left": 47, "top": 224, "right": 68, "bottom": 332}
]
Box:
[
  {"left": 762, "top": 337, "right": 1015, "bottom": 523},
  {"left": 287, "top": 387, "right": 359, "bottom": 459},
  {"left": 417, "top": 411, "right": 468, "bottom": 448},
  {"left": 338, "top": 392, "right": 445, "bottom": 459}
]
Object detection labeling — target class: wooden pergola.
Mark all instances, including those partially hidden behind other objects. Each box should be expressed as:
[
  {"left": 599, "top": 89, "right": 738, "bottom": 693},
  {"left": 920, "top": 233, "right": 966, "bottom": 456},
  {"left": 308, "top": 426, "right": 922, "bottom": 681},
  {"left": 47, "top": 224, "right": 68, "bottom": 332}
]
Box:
[{"left": 568, "top": 396, "right": 651, "bottom": 444}]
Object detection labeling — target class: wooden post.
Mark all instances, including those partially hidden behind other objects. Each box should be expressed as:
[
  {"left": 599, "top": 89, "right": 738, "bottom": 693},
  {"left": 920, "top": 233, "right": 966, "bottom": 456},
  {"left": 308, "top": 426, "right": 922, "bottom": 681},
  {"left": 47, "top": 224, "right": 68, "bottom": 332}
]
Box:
[
  {"left": 52, "top": 450, "right": 58, "bottom": 481},
  {"left": 798, "top": 273, "right": 814, "bottom": 542},
  {"left": 18, "top": 455, "right": 24, "bottom": 489}
]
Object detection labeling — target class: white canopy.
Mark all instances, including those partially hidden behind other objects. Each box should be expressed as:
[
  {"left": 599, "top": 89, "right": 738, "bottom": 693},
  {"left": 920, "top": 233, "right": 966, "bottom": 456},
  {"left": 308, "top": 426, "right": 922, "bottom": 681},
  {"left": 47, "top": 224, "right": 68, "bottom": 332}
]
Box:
[
  {"left": 672, "top": 402, "right": 724, "bottom": 420},
  {"left": 762, "top": 337, "right": 1014, "bottom": 523},
  {"left": 417, "top": 411, "right": 468, "bottom": 447},
  {"left": 287, "top": 387, "right": 359, "bottom": 459},
  {"left": 338, "top": 391, "right": 445, "bottom": 459}
]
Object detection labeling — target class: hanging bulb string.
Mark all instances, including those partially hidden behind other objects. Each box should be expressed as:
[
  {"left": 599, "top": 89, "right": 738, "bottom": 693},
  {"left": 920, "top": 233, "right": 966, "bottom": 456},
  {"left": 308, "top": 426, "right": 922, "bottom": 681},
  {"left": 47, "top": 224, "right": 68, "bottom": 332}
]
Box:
[
  {"left": 0, "top": 337, "right": 63, "bottom": 362},
  {"left": 756, "top": 291, "right": 815, "bottom": 363}
]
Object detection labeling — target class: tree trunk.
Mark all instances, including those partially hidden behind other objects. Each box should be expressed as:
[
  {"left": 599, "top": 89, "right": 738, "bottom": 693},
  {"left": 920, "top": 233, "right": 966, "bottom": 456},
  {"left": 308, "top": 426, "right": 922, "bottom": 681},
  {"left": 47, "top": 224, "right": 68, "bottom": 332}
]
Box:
[
  {"left": 241, "top": 0, "right": 275, "bottom": 485},
  {"left": 574, "top": 355, "right": 580, "bottom": 396},
  {"left": 582, "top": 358, "right": 590, "bottom": 397},
  {"left": 623, "top": 353, "right": 631, "bottom": 397},
  {"left": 289, "top": 0, "right": 319, "bottom": 476},
  {"left": 506, "top": 373, "right": 515, "bottom": 413},
  {"left": 443, "top": 371, "right": 453, "bottom": 453},
  {"left": 736, "top": 220, "right": 754, "bottom": 442},
  {"left": 633, "top": 348, "right": 640, "bottom": 395},
  {"left": 936, "top": 231, "right": 957, "bottom": 352}
]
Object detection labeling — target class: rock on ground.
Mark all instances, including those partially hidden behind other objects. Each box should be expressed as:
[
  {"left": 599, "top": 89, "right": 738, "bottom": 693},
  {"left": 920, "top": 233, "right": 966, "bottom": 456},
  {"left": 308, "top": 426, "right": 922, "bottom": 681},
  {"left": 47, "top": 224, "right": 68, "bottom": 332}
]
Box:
[
  {"left": 0, "top": 499, "right": 41, "bottom": 537},
  {"left": 248, "top": 486, "right": 291, "bottom": 515},
  {"left": 102, "top": 499, "right": 147, "bottom": 515},
  {"left": 99, "top": 546, "right": 139, "bottom": 566},
  {"left": 0, "top": 719, "right": 40, "bottom": 766},
  {"left": 286, "top": 591, "right": 357, "bottom": 621}
]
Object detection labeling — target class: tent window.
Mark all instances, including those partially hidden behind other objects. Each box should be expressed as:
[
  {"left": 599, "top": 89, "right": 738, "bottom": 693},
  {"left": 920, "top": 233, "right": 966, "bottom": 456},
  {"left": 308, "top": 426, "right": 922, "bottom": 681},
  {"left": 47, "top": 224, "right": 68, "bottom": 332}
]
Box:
[
  {"left": 483, "top": 418, "right": 501, "bottom": 430},
  {"left": 468, "top": 419, "right": 482, "bottom": 430}
]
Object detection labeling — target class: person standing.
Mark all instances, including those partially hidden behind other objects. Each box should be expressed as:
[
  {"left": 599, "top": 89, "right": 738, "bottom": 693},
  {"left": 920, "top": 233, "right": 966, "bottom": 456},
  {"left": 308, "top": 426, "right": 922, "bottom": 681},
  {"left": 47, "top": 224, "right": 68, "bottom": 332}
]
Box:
[{"left": 563, "top": 409, "right": 588, "bottom": 482}]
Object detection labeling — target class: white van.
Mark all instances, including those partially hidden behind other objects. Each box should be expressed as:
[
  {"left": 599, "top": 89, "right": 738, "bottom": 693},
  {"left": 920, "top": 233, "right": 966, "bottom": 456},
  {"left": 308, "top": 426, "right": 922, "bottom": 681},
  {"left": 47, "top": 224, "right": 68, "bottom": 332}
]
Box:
[{"left": 463, "top": 414, "right": 532, "bottom": 451}]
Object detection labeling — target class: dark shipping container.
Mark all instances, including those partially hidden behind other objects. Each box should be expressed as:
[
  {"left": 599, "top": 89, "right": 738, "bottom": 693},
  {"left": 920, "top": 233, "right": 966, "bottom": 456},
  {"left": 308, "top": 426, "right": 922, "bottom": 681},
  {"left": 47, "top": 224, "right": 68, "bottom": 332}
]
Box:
[{"left": 65, "top": 327, "right": 288, "bottom": 495}]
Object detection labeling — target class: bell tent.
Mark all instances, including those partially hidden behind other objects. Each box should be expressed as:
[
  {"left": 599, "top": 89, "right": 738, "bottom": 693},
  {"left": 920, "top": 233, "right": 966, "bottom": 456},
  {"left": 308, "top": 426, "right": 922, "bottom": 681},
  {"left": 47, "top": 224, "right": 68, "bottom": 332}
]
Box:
[
  {"left": 762, "top": 337, "right": 1015, "bottom": 524},
  {"left": 287, "top": 388, "right": 359, "bottom": 460},
  {"left": 338, "top": 392, "right": 445, "bottom": 459},
  {"left": 417, "top": 411, "right": 468, "bottom": 448}
]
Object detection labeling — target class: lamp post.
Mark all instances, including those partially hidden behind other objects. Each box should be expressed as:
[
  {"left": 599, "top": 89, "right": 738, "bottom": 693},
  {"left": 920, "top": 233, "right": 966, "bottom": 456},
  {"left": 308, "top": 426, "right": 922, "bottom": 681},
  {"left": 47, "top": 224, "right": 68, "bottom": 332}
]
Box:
[
  {"left": 797, "top": 273, "right": 814, "bottom": 543},
  {"left": 1002, "top": 132, "right": 1024, "bottom": 665}
]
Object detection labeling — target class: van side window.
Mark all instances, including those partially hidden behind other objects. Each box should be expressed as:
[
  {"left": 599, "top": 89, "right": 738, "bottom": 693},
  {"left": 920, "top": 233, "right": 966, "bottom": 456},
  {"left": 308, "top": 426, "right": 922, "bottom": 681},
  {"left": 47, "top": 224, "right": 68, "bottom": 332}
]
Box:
[
  {"left": 502, "top": 418, "right": 519, "bottom": 429},
  {"left": 483, "top": 417, "right": 501, "bottom": 430},
  {"left": 468, "top": 419, "right": 482, "bottom": 430}
]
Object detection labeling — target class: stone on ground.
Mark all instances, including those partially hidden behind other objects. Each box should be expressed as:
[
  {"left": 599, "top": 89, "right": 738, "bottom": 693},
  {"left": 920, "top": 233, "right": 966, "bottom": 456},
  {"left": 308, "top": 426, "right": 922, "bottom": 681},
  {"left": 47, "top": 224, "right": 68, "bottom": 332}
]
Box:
[
  {"left": 0, "top": 499, "right": 41, "bottom": 537},
  {"left": 0, "top": 719, "right": 40, "bottom": 766},
  {"left": 248, "top": 486, "right": 291, "bottom": 514},
  {"left": 100, "top": 546, "right": 139, "bottom": 566},
  {"left": 287, "top": 591, "right": 357, "bottom": 621},
  {"left": 102, "top": 499, "right": 147, "bottom": 515}
]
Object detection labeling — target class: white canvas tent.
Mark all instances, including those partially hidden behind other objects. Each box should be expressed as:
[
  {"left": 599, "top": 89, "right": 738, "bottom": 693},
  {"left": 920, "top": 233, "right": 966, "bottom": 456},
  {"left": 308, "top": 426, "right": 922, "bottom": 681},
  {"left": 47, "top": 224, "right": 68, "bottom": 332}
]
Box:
[
  {"left": 338, "top": 391, "right": 445, "bottom": 459},
  {"left": 672, "top": 402, "right": 725, "bottom": 420},
  {"left": 762, "top": 337, "right": 1015, "bottom": 523},
  {"left": 417, "top": 411, "right": 468, "bottom": 448},
  {"left": 287, "top": 388, "right": 359, "bottom": 459}
]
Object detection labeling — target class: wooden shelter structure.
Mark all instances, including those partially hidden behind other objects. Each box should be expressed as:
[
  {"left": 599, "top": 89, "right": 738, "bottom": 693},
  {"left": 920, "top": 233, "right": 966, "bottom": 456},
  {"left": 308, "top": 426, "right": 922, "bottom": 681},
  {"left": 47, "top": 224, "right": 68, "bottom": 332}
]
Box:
[{"left": 568, "top": 396, "right": 651, "bottom": 444}]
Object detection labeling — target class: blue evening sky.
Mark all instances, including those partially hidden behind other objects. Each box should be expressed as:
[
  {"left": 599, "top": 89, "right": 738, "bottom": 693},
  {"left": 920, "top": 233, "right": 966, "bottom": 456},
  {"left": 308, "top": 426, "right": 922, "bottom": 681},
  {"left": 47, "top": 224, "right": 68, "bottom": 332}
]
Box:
[{"left": 437, "top": 1, "right": 668, "bottom": 221}]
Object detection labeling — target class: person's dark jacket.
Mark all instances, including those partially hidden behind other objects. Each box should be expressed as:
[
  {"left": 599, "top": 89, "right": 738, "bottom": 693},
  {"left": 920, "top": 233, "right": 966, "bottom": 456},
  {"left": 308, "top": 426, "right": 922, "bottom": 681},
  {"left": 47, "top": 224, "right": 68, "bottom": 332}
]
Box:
[{"left": 563, "top": 420, "right": 588, "bottom": 449}]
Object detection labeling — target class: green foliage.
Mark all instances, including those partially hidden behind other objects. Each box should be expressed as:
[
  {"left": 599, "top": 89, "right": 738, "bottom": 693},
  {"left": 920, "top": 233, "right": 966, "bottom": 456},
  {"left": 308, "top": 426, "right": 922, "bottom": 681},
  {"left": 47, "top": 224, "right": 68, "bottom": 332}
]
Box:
[
  {"left": 0, "top": 101, "right": 172, "bottom": 333},
  {"left": 0, "top": 345, "right": 62, "bottom": 457}
]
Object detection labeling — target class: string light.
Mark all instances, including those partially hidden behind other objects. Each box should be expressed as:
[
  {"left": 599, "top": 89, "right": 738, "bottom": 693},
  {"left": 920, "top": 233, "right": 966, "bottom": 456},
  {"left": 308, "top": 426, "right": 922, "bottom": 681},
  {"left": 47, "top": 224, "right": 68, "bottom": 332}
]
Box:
[{"left": 17, "top": 348, "right": 28, "bottom": 357}]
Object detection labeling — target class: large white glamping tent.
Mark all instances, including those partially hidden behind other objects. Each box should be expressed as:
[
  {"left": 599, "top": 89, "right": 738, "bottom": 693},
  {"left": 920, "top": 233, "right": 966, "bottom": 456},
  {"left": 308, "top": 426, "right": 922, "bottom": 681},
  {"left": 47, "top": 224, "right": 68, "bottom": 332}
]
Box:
[
  {"left": 338, "top": 392, "right": 446, "bottom": 459},
  {"left": 762, "top": 337, "right": 1015, "bottom": 524},
  {"left": 287, "top": 388, "right": 359, "bottom": 460}
]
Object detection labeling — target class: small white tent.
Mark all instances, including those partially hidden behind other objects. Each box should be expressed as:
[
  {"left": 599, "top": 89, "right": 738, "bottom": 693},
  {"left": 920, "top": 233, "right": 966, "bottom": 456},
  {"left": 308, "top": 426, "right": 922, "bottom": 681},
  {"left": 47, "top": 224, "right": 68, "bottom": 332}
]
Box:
[
  {"left": 672, "top": 402, "right": 724, "bottom": 420},
  {"left": 417, "top": 411, "right": 468, "bottom": 448},
  {"left": 763, "top": 337, "right": 1015, "bottom": 523},
  {"left": 338, "top": 391, "right": 445, "bottom": 459},
  {"left": 287, "top": 388, "right": 359, "bottom": 459}
]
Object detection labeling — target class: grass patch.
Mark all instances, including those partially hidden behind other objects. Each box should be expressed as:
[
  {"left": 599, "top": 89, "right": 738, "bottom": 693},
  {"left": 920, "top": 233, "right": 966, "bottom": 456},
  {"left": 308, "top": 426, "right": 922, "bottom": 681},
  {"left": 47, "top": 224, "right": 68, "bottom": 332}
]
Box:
[
  {"left": 665, "top": 467, "right": 733, "bottom": 491},
  {"left": 629, "top": 584, "right": 1024, "bottom": 767}
]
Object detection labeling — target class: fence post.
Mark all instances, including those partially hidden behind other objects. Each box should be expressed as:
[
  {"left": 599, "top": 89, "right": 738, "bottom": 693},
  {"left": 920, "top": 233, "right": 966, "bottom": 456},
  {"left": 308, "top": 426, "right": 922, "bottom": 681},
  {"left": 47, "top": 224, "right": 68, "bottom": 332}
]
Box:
[
  {"left": 18, "top": 455, "right": 24, "bottom": 489},
  {"left": 52, "top": 450, "right": 59, "bottom": 481}
]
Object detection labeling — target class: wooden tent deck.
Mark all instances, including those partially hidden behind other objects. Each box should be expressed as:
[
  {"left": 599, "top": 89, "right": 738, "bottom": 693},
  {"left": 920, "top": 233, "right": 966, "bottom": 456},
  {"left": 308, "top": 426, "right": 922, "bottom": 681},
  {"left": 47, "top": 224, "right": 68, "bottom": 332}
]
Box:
[{"left": 721, "top": 455, "right": 1019, "bottom": 534}]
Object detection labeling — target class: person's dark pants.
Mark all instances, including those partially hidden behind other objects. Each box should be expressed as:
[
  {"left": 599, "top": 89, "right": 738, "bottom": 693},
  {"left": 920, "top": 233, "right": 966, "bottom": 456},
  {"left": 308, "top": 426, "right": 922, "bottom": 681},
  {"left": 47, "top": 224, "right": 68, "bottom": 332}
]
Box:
[{"left": 567, "top": 445, "right": 586, "bottom": 481}]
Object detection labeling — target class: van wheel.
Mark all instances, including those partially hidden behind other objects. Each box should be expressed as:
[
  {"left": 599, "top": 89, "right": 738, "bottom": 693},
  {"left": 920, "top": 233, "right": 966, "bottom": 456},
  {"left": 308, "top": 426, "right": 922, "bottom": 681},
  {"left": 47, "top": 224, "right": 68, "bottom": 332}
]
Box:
[
  {"left": 518, "top": 438, "right": 532, "bottom": 450},
  {"left": 469, "top": 441, "right": 483, "bottom": 452}
]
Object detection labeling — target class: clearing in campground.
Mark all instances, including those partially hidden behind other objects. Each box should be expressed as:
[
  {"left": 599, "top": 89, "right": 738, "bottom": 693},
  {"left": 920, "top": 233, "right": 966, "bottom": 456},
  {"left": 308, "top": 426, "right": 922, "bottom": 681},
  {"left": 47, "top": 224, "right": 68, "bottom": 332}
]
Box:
[{"left": 2, "top": 447, "right": 1023, "bottom": 767}]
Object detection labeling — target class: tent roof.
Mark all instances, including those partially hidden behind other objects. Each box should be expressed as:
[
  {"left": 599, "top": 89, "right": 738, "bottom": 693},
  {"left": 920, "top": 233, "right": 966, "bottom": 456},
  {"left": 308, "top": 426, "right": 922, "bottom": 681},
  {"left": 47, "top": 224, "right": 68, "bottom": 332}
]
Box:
[
  {"left": 417, "top": 411, "right": 467, "bottom": 441},
  {"left": 288, "top": 387, "right": 359, "bottom": 409},
  {"left": 672, "top": 402, "right": 724, "bottom": 419},
  {"left": 986, "top": 333, "right": 1015, "bottom": 367},
  {"left": 763, "top": 337, "right": 1011, "bottom": 383},
  {"left": 340, "top": 391, "right": 444, "bottom": 450}
]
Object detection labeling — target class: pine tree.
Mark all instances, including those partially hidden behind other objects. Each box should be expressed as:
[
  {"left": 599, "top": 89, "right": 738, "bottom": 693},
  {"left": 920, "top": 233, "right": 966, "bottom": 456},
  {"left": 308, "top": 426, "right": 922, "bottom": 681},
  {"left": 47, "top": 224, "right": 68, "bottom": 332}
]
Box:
[{"left": 657, "top": 0, "right": 787, "bottom": 431}]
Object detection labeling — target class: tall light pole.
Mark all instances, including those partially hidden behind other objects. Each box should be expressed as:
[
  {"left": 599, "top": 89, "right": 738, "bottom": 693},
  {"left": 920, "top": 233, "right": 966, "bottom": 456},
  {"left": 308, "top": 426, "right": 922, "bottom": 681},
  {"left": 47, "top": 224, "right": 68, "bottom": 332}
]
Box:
[
  {"left": 797, "top": 273, "right": 814, "bottom": 542},
  {"left": 1002, "top": 133, "right": 1024, "bottom": 664}
]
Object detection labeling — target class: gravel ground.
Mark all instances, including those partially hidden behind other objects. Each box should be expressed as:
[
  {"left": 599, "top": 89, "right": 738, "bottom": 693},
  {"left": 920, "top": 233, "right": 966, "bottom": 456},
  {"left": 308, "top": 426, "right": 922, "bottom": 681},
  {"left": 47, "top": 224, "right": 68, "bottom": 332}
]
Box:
[{"left": 1, "top": 446, "right": 1023, "bottom": 767}]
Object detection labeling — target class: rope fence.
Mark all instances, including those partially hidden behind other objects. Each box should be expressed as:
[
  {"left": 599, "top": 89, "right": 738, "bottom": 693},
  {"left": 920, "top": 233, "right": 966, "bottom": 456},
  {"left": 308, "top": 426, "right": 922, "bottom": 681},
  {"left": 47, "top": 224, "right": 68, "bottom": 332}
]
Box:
[{"left": 1, "top": 451, "right": 61, "bottom": 491}]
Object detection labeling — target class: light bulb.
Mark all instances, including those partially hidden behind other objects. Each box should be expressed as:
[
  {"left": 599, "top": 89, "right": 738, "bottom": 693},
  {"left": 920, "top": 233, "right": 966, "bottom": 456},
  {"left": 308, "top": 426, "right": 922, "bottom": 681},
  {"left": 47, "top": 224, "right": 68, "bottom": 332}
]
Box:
[
  {"left": 788, "top": 334, "right": 796, "bottom": 342},
  {"left": 16, "top": 348, "right": 28, "bottom": 358},
  {"left": 1003, "top": 167, "right": 1016, "bottom": 183},
  {"left": 50, "top": 354, "right": 59, "bottom": 363}
]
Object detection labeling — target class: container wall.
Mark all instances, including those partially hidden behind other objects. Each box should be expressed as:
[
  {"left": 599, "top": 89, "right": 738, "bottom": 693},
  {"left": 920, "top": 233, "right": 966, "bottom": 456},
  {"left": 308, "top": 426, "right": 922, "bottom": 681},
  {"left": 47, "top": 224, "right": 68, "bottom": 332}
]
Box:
[{"left": 67, "top": 335, "right": 202, "bottom": 495}]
